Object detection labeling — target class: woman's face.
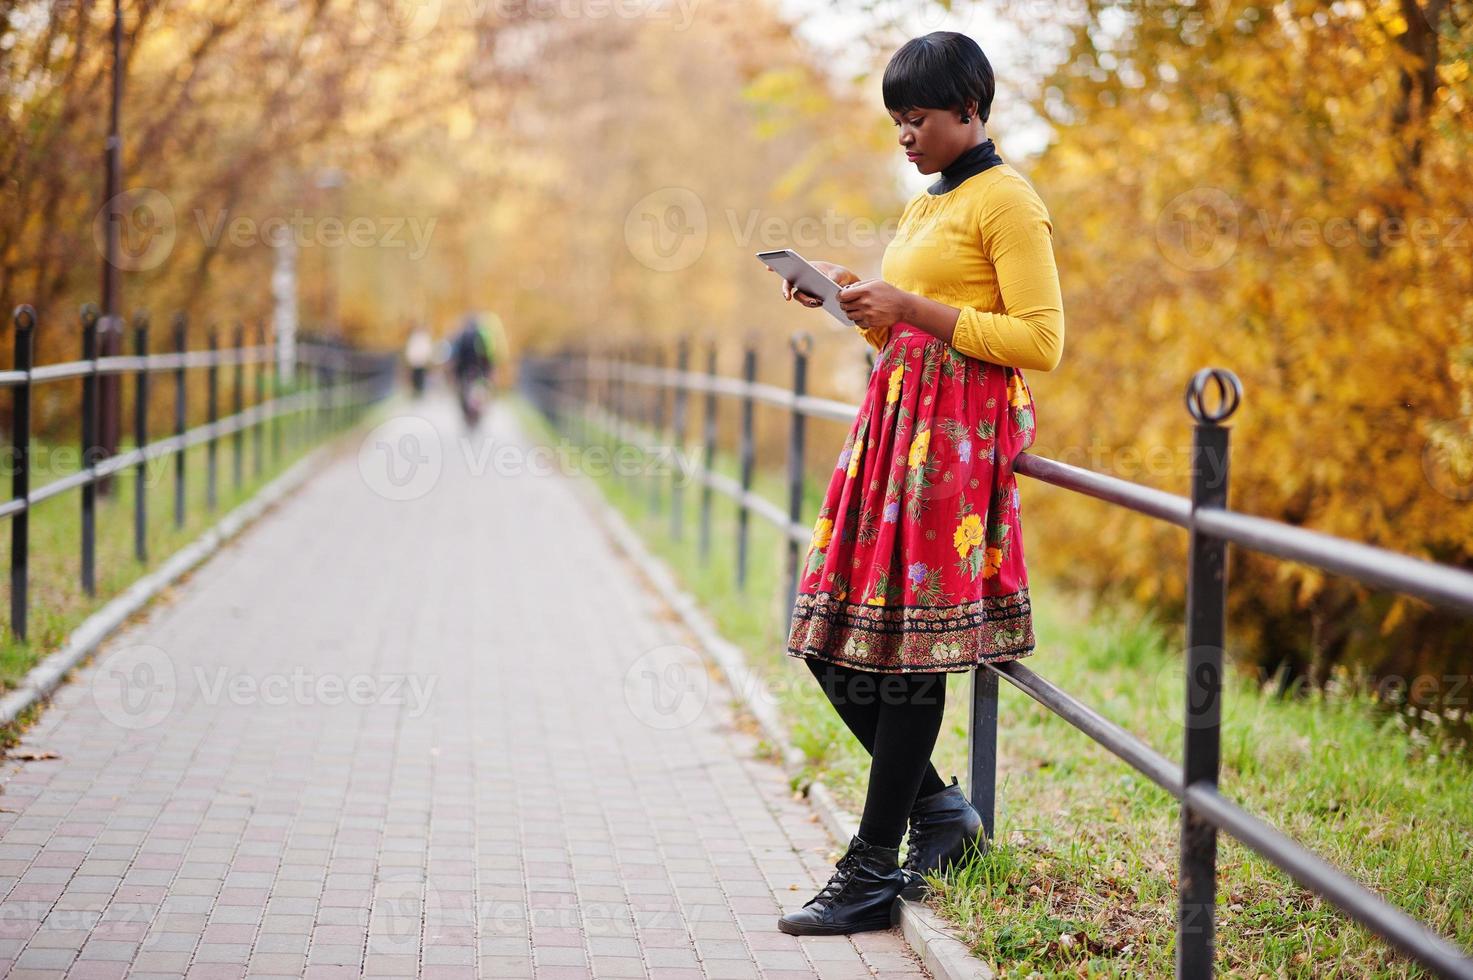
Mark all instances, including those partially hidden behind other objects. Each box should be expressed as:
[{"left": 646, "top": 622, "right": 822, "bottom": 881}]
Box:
[{"left": 889, "top": 103, "right": 978, "bottom": 175}]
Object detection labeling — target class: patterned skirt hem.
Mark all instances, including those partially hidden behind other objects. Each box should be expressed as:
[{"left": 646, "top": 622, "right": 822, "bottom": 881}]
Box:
[
  {"left": 785, "top": 587, "right": 1036, "bottom": 674},
  {"left": 784, "top": 644, "right": 1036, "bottom": 675}
]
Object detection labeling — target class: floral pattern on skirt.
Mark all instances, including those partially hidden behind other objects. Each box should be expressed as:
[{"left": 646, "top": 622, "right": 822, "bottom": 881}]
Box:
[{"left": 785, "top": 321, "right": 1038, "bottom": 674}]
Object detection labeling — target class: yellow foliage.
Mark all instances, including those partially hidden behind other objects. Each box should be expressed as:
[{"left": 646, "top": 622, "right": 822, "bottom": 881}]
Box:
[{"left": 1013, "top": 0, "right": 1473, "bottom": 679}]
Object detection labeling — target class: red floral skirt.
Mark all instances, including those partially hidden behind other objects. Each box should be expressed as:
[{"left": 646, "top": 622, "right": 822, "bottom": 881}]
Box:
[{"left": 785, "top": 321, "right": 1038, "bottom": 674}]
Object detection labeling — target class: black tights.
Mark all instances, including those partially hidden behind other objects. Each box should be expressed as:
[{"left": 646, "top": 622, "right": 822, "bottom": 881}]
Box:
[{"left": 804, "top": 657, "right": 949, "bottom": 850}]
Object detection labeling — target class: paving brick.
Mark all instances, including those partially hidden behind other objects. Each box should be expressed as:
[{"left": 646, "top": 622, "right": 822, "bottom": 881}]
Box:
[{"left": 0, "top": 399, "right": 936, "bottom": 979}]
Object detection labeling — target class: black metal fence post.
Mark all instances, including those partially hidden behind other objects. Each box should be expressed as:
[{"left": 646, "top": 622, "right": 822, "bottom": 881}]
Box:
[
  {"left": 649, "top": 345, "right": 666, "bottom": 518},
  {"left": 548, "top": 345, "right": 565, "bottom": 434},
  {"left": 736, "top": 343, "right": 757, "bottom": 591},
  {"left": 605, "top": 344, "right": 618, "bottom": 465},
  {"left": 322, "top": 337, "right": 334, "bottom": 434},
  {"left": 295, "top": 333, "right": 308, "bottom": 450},
  {"left": 969, "top": 670, "right": 1000, "bottom": 848},
  {"left": 785, "top": 333, "right": 811, "bottom": 614},
  {"left": 253, "top": 320, "right": 265, "bottom": 477},
  {"left": 670, "top": 337, "right": 690, "bottom": 542},
  {"left": 331, "top": 338, "right": 342, "bottom": 431},
  {"left": 315, "top": 335, "right": 327, "bottom": 435},
  {"left": 603, "top": 345, "right": 614, "bottom": 462},
  {"left": 699, "top": 340, "right": 717, "bottom": 565},
  {"left": 10, "top": 306, "right": 35, "bottom": 640},
  {"left": 1176, "top": 368, "right": 1241, "bottom": 978},
  {"left": 299, "top": 328, "right": 310, "bottom": 436},
  {"left": 342, "top": 344, "right": 354, "bottom": 428},
  {"left": 269, "top": 323, "right": 282, "bottom": 465},
  {"left": 133, "top": 310, "right": 149, "bottom": 564},
  {"left": 232, "top": 322, "right": 245, "bottom": 490},
  {"left": 206, "top": 324, "right": 219, "bottom": 511},
  {"left": 627, "top": 344, "right": 643, "bottom": 495},
  {"left": 80, "top": 303, "right": 99, "bottom": 597},
  {"left": 173, "top": 313, "right": 187, "bottom": 528},
  {"left": 617, "top": 345, "right": 631, "bottom": 492},
  {"left": 581, "top": 347, "right": 592, "bottom": 447}
]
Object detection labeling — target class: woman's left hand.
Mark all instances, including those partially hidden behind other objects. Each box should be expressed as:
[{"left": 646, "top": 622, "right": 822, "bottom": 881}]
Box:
[{"left": 837, "top": 279, "right": 911, "bottom": 330}]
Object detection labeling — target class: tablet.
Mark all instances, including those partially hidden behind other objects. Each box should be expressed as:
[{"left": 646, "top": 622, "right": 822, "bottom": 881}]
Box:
[{"left": 756, "top": 249, "right": 856, "bottom": 329}]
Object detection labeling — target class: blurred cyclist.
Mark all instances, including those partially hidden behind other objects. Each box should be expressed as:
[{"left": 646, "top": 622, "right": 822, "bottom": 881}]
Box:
[{"left": 448, "top": 315, "right": 492, "bottom": 427}]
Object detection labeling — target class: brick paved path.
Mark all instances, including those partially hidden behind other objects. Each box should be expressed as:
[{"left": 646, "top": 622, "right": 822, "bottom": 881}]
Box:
[{"left": 0, "top": 394, "right": 932, "bottom": 979}]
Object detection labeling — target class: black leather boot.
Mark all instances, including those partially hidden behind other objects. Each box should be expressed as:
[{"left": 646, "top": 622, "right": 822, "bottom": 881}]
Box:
[
  {"left": 898, "top": 776, "right": 986, "bottom": 899},
  {"left": 777, "top": 834, "right": 908, "bottom": 935}
]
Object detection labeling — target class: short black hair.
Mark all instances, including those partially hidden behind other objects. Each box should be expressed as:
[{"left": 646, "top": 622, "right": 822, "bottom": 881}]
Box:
[{"left": 882, "top": 32, "right": 995, "bottom": 123}]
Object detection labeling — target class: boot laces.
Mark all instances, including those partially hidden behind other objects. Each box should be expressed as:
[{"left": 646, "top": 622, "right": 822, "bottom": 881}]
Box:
[
  {"left": 901, "top": 816, "right": 940, "bottom": 872},
  {"left": 807, "top": 849, "right": 862, "bottom": 908}
]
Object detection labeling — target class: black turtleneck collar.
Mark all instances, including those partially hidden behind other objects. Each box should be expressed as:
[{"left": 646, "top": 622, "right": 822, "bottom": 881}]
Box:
[{"left": 927, "top": 138, "right": 1004, "bottom": 196}]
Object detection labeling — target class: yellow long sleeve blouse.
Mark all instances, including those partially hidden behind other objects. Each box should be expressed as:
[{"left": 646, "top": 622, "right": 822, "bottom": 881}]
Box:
[{"left": 858, "top": 163, "right": 1065, "bottom": 372}]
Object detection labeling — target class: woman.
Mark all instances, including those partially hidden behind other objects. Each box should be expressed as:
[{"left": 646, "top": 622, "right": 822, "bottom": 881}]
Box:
[{"left": 770, "top": 32, "right": 1065, "bottom": 936}]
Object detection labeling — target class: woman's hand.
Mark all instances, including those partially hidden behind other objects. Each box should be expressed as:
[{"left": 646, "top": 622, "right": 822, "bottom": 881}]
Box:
[
  {"left": 766, "top": 260, "right": 860, "bottom": 308},
  {"left": 837, "top": 279, "right": 912, "bottom": 330}
]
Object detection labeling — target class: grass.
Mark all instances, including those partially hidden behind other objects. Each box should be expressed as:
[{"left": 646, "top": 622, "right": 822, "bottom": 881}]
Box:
[
  {"left": 0, "top": 386, "right": 395, "bottom": 742},
  {"left": 513, "top": 391, "right": 1473, "bottom": 979}
]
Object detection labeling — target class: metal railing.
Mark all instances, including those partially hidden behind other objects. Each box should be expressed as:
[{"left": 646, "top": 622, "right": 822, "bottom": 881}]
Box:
[
  {"left": 520, "top": 335, "right": 1473, "bottom": 979},
  {"left": 4, "top": 303, "right": 398, "bottom": 641}
]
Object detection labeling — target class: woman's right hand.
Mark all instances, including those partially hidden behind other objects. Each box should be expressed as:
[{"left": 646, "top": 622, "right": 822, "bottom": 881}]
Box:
[{"left": 768, "top": 260, "right": 861, "bottom": 308}]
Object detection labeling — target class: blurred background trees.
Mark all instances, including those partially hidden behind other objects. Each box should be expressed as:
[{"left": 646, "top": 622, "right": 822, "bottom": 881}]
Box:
[{"left": 1016, "top": 0, "right": 1473, "bottom": 696}]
